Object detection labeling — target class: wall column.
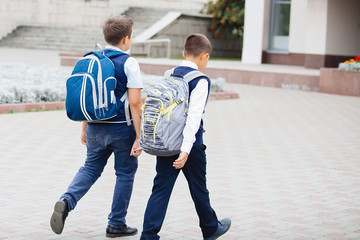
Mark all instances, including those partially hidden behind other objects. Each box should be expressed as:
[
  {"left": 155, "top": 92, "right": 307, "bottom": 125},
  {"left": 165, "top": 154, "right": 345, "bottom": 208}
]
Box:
[
  {"left": 241, "top": 0, "right": 266, "bottom": 64},
  {"left": 303, "top": 0, "right": 328, "bottom": 68}
]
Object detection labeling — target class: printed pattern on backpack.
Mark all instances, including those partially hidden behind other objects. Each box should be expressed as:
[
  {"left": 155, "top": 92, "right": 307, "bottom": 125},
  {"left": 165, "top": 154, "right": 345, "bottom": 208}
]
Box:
[
  {"left": 140, "top": 70, "right": 209, "bottom": 156},
  {"left": 65, "top": 51, "right": 131, "bottom": 125}
]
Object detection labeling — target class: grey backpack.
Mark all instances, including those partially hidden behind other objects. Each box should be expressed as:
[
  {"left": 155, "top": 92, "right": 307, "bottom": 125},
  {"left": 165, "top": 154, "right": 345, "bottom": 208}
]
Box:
[{"left": 140, "top": 69, "right": 209, "bottom": 156}]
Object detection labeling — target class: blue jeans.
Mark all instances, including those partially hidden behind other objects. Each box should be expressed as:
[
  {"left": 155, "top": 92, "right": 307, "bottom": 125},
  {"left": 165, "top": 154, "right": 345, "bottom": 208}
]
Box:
[
  {"left": 61, "top": 123, "right": 138, "bottom": 227},
  {"left": 141, "top": 144, "right": 218, "bottom": 239}
]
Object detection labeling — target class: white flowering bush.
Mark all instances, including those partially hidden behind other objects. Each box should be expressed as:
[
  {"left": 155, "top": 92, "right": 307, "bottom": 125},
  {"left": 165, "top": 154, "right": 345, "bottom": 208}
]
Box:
[
  {"left": 0, "top": 64, "right": 68, "bottom": 104},
  {"left": 0, "top": 63, "right": 225, "bottom": 104}
]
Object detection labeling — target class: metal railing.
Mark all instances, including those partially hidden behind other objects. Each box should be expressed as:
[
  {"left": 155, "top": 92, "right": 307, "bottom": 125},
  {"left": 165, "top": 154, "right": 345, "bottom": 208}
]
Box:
[{"left": 132, "top": 39, "right": 171, "bottom": 58}]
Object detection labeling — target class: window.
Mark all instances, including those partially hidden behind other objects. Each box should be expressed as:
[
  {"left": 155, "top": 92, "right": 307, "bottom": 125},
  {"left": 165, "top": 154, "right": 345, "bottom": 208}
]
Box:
[{"left": 268, "top": 0, "right": 291, "bottom": 53}]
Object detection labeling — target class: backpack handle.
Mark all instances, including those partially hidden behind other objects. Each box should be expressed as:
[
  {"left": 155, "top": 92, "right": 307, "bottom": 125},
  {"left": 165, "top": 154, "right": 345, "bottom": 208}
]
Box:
[
  {"left": 84, "top": 51, "right": 105, "bottom": 59},
  {"left": 170, "top": 74, "right": 184, "bottom": 79}
]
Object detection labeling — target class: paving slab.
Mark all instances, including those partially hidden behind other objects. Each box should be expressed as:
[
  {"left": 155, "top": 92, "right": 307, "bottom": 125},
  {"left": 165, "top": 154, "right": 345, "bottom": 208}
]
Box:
[
  {"left": 0, "top": 82, "right": 360, "bottom": 239},
  {"left": 0, "top": 46, "right": 360, "bottom": 239}
]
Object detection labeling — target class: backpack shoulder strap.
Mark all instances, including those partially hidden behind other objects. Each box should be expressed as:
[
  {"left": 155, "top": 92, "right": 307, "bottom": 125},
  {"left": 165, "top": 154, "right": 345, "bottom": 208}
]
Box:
[
  {"left": 165, "top": 68, "right": 210, "bottom": 85},
  {"left": 183, "top": 70, "right": 212, "bottom": 109},
  {"left": 105, "top": 51, "right": 127, "bottom": 59},
  {"left": 183, "top": 70, "right": 209, "bottom": 84}
]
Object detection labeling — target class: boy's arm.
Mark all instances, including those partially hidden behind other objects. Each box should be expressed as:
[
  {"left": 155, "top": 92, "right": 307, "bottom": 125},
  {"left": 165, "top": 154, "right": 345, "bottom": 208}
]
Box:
[
  {"left": 124, "top": 57, "right": 143, "bottom": 157},
  {"left": 128, "top": 88, "right": 143, "bottom": 157},
  {"left": 173, "top": 79, "right": 208, "bottom": 169},
  {"left": 81, "top": 121, "right": 87, "bottom": 145}
]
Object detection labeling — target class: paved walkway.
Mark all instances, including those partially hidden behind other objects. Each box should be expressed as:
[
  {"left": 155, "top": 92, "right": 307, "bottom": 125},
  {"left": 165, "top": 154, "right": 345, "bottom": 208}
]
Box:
[{"left": 0, "top": 47, "right": 360, "bottom": 240}]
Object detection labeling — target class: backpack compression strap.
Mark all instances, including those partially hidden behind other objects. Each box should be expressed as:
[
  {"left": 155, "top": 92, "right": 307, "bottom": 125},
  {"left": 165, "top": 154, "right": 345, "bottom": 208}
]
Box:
[{"left": 120, "top": 91, "right": 131, "bottom": 126}]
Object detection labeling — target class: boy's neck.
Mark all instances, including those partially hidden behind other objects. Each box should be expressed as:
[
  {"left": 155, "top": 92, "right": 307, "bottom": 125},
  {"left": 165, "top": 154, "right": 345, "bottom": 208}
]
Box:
[
  {"left": 184, "top": 57, "right": 201, "bottom": 70},
  {"left": 109, "top": 43, "right": 127, "bottom": 52}
]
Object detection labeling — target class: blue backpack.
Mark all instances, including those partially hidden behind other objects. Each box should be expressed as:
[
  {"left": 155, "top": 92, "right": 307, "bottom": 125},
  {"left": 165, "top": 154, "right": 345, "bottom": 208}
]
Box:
[{"left": 66, "top": 51, "right": 131, "bottom": 124}]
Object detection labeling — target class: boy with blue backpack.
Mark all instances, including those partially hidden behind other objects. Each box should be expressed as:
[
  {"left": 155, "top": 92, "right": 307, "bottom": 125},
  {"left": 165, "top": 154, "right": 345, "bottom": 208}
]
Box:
[
  {"left": 50, "top": 15, "right": 143, "bottom": 237},
  {"left": 140, "top": 33, "right": 231, "bottom": 240}
]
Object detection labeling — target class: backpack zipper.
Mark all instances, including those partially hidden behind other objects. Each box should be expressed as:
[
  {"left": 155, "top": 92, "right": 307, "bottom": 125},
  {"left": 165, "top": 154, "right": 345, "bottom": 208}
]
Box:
[
  {"left": 103, "top": 77, "right": 117, "bottom": 108},
  {"left": 83, "top": 55, "right": 104, "bottom": 110},
  {"left": 71, "top": 73, "right": 97, "bottom": 120}
]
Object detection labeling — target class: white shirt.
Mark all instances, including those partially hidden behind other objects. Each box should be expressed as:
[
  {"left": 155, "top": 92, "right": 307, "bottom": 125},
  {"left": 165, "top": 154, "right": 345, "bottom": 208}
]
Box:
[
  {"left": 179, "top": 60, "right": 209, "bottom": 154},
  {"left": 105, "top": 45, "right": 143, "bottom": 89}
]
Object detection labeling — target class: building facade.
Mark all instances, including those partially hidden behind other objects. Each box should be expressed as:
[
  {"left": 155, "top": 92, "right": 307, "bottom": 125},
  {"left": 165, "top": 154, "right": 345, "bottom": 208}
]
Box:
[
  {"left": 242, "top": 0, "right": 360, "bottom": 68},
  {"left": 1, "top": 0, "right": 359, "bottom": 69}
]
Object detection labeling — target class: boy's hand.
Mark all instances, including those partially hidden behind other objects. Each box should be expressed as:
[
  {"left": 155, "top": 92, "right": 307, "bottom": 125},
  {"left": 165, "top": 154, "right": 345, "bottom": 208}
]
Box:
[
  {"left": 80, "top": 131, "right": 86, "bottom": 145},
  {"left": 81, "top": 121, "right": 87, "bottom": 145},
  {"left": 131, "top": 138, "right": 142, "bottom": 157},
  {"left": 173, "top": 152, "right": 189, "bottom": 169}
]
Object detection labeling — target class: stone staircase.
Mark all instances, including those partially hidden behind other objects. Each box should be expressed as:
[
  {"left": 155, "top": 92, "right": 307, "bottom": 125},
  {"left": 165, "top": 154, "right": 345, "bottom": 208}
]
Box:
[
  {"left": 124, "top": 7, "right": 169, "bottom": 38},
  {"left": 0, "top": 26, "right": 104, "bottom": 52},
  {"left": 0, "top": 7, "right": 170, "bottom": 53}
]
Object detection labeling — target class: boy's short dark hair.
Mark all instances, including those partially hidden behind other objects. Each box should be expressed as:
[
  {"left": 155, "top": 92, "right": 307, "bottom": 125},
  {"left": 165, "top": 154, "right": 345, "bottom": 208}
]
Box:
[
  {"left": 184, "top": 33, "right": 212, "bottom": 57},
  {"left": 103, "top": 15, "right": 134, "bottom": 46}
]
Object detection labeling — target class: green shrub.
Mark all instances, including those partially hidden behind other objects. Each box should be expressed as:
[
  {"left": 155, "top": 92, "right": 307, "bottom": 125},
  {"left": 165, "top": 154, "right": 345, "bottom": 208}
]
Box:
[{"left": 202, "top": 0, "right": 245, "bottom": 39}]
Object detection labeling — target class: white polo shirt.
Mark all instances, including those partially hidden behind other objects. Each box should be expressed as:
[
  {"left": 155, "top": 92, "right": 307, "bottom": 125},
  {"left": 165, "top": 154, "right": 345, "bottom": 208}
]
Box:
[{"left": 179, "top": 60, "right": 209, "bottom": 154}]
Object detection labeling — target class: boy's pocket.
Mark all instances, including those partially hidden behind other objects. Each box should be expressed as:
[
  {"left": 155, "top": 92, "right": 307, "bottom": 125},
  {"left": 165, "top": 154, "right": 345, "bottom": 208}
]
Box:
[
  {"left": 202, "top": 144, "right": 207, "bottom": 151},
  {"left": 111, "top": 138, "right": 132, "bottom": 151}
]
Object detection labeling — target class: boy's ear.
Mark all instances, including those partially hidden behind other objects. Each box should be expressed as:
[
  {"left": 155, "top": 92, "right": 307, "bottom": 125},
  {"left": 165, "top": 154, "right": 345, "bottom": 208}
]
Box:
[
  {"left": 122, "top": 36, "right": 129, "bottom": 44},
  {"left": 200, "top": 52, "right": 207, "bottom": 60},
  {"left": 182, "top": 51, "right": 186, "bottom": 59}
]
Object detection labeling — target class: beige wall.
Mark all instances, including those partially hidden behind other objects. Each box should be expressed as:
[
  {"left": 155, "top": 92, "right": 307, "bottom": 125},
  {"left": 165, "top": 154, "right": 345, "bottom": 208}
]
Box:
[
  {"left": 113, "top": 0, "right": 208, "bottom": 10},
  {"left": 0, "top": 0, "right": 208, "bottom": 29},
  {"left": 288, "top": 0, "right": 360, "bottom": 56},
  {"left": 0, "top": 0, "right": 114, "bottom": 28},
  {"left": 326, "top": 0, "right": 360, "bottom": 55},
  {"left": 304, "top": 0, "right": 328, "bottom": 55},
  {"left": 288, "top": 0, "right": 307, "bottom": 54}
]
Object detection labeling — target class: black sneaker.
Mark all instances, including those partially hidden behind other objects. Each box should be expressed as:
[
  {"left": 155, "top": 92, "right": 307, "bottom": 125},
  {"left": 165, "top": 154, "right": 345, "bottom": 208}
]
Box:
[
  {"left": 106, "top": 224, "right": 138, "bottom": 238},
  {"left": 204, "top": 218, "right": 231, "bottom": 240},
  {"left": 50, "top": 198, "right": 69, "bottom": 234}
]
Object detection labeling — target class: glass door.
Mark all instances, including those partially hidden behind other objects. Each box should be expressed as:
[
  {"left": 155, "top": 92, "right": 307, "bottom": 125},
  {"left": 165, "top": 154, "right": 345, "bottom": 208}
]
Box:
[{"left": 268, "top": 0, "right": 291, "bottom": 53}]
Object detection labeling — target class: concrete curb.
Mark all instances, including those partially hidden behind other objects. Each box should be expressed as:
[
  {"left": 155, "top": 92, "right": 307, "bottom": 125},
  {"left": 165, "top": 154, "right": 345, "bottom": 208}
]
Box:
[
  {"left": 0, "top": 92, "right": 239, "bottom": 114},
  {"left": 0, "top": 101, "right": 65, "bottom": 114}
]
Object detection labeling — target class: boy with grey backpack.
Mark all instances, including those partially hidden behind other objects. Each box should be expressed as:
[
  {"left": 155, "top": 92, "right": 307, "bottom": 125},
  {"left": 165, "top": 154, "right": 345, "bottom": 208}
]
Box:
[
  {"left": 140, "top": 33, "right": 231, "bottom": 240},
  {"left": 140, "top": 69, "right": 209, "bottom": 156}
]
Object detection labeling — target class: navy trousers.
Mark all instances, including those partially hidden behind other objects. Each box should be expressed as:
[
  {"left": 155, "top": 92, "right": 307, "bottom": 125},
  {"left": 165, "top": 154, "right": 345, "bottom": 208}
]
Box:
[
  {"left": 61, "top": 123, "right": 138, "bottom": 227},
  {"left": 141, "top": 144, "right": 218, "bottom": 239}
]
